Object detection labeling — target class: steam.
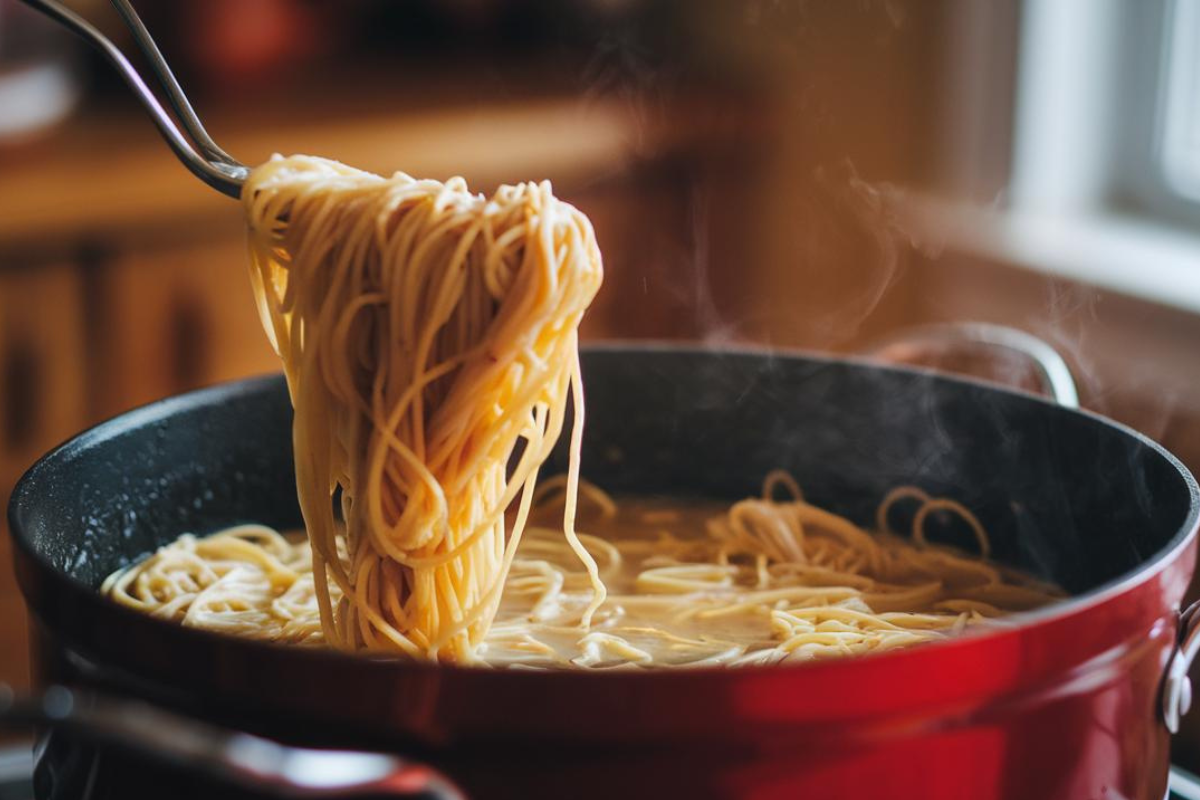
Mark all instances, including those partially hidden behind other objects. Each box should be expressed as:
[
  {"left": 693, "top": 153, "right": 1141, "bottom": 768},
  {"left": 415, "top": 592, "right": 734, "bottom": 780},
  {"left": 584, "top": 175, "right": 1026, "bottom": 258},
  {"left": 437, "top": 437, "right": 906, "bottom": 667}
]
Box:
[
  {"left": 808, "top": 160, "right": 928, "bottom": 339},
  {"left": 577, "top": 29, "right": 677, "bottom": 160},
  {"left": 639, "top": 159, "right": 944, "bottom": 351},
  {"left": 1037, "top": 282, "right": 1101, "bottom": 405},
  {"left": 686, "top": 174, "right": 734, "bottom": 346},
  {"left": 565, "top": 0, "right": 952, "bottom": 354},
  {"left": 740, "top": 159, "right": 944, "bottom": 349}
]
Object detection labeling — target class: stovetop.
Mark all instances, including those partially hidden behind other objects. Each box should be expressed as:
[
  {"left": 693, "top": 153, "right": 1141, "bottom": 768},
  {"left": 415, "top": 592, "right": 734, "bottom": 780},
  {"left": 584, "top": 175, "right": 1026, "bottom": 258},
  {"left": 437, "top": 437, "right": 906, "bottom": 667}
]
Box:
[{"left": 1, "top": 740, "right": 1199, "bottom": 800}]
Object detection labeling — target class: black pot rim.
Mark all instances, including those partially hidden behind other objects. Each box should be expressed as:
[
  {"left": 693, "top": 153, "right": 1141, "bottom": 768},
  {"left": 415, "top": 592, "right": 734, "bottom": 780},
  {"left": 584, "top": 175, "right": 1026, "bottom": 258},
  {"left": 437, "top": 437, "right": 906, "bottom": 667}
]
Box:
[{"left": 8, "top": 341, "right": 1200, "bottom": 682}]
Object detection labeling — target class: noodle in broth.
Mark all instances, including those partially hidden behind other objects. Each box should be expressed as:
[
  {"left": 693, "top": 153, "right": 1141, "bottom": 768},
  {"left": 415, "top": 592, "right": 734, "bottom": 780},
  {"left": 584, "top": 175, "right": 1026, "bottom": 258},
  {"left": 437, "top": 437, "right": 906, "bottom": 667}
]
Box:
[{"left": 103, "top": 473, "right": 1062, "bottom": 668}]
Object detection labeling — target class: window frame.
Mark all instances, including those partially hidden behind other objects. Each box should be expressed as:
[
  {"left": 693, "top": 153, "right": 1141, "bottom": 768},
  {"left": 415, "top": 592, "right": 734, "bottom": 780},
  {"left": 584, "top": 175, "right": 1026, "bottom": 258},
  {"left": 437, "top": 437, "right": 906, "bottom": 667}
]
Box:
[
  {"left": 1011, "top": 0, "right": 1200, "bottom": 225},
  {"left": 920, "top": 0, "right": 1200, "bottom": 315},
  {"left": 1154, "top": 0, "right": 1200, "bottom": 207},
  {"left": 1110, "top": 0, "right": 1200, "bottom": 226}
]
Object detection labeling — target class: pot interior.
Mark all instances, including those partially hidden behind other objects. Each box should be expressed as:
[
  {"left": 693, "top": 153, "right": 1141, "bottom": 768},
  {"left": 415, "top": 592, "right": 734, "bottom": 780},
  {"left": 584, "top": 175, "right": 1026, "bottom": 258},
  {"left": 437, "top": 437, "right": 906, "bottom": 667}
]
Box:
[{"left": 10, "top": 345, "right": 1199, "bottom": 603}]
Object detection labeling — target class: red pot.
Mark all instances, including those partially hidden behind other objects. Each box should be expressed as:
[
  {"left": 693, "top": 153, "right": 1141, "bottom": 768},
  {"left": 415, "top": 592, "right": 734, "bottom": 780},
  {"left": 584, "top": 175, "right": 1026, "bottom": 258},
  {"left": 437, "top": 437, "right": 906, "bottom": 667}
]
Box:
[{"left": 9, "top": 345, "right": 1200, "bottom": 799}]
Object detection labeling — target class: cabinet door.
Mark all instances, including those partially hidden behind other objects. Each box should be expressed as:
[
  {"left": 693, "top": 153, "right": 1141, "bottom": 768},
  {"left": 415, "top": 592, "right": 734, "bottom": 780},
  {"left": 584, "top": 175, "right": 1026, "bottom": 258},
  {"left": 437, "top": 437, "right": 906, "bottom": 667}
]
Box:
[
  {"left": 0, "top": 261, "right": 88, "bottom": 690},
  {"left": 0, "top": 262, "right": 88, "bottom": 480},
  {"left": 97, "top": 236, "right": 282, "bottom": 417}
]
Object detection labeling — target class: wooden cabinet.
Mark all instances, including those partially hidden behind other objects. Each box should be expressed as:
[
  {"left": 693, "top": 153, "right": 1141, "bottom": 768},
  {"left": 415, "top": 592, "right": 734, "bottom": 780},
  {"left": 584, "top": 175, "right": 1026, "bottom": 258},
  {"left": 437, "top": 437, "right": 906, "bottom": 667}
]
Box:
[
  {"left": 0, "top": 262, "right": 88, "bottom": 689},
  {"left": 0, "top": 263, "right": 87, "bottom": 480},
  {"left": 95, "top": 233, "right": 280, "bottom": 418},
  {"left": 0, "top": 231, "right": 287, "bottom": 690}
]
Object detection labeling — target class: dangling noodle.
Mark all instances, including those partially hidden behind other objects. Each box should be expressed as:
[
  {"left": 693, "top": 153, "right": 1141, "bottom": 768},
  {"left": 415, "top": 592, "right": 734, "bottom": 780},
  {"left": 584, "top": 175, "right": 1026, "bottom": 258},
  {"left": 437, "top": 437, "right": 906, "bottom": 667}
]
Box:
[
  {"left": 237, "top": 154, "right": 603, "bottom": 662},
  {"left": 103, "top": 474, "right": 1064, "bottom": 668},
  {"left": 101, "top": 153, "right": 1064, "bottom": 668}
]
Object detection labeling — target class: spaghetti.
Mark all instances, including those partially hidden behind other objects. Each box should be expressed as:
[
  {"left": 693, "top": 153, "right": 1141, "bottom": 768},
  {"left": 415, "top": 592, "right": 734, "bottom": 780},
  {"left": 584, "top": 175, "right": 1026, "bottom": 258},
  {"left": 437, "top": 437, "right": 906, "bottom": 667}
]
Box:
[
  {"left": 103, "top": 475, "right": 1063, "bottom": 668},
  {"left": 238, "top": 155, "right": 603, "bottom": 661}
]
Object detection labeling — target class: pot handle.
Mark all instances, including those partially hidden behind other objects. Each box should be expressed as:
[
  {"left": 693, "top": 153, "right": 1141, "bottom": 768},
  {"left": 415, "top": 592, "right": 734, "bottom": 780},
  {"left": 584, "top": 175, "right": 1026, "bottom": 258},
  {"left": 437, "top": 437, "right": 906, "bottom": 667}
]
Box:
[
  {"left": 864, "top": 322, "right": 1080, "bottom": 409},
  {"left": 1164, "top": 601, "right": 1200, "bottom": 733},
  {"left": 0, "top": 683, "right": 465, "bottom": 799}
]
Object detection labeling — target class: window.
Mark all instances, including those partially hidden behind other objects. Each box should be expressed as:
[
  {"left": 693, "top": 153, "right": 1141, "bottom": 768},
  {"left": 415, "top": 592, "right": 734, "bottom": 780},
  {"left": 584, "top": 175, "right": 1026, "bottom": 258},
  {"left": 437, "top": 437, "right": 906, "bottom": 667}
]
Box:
[
  {"left": 941, "top": 0, "right": 1200, "bottom": 312},
  {"left": 1162, "top": 0, "right": 1200, "bottom": 203},
  {"left": 1011, "top": 0, "right": 1200, "bottom": 220}
]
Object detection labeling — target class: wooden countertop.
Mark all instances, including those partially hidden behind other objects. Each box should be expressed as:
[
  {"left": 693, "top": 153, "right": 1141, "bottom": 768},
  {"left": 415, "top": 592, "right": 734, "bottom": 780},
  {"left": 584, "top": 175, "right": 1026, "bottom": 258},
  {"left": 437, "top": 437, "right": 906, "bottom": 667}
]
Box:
[{"left": 0, "top": 91, "right": 750, "bottom": 251}]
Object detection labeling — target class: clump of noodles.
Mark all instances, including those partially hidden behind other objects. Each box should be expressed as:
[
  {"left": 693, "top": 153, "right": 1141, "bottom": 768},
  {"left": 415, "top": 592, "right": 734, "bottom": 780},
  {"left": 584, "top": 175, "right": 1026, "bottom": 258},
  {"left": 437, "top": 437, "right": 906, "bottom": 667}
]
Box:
[
  {"left": 239, "top": 155, "right": 604, "bottom": 662},
  {"left": 102, "top": 525, "right": 325, "bottom": 644},
  {"left": 104, "top": 474, "right": 1064, "bottom": 668},
  {"left": 484, "top": 474, "right": 1062, "bottom": 667}
]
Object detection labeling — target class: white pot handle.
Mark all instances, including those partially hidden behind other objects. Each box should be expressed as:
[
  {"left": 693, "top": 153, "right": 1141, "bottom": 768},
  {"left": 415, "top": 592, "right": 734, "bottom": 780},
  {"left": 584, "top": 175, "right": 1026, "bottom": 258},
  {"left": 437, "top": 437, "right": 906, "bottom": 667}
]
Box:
[{"left": 1165, "top": 600, "right": 1200, "bottom": 734}]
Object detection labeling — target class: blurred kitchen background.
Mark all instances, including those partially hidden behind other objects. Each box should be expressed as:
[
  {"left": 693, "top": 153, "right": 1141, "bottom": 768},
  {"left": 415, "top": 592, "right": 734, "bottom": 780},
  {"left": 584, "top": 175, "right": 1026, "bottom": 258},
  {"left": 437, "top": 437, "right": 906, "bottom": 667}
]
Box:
[{"left": 2, "top": 0, "right": 1200, "bottom": 760}]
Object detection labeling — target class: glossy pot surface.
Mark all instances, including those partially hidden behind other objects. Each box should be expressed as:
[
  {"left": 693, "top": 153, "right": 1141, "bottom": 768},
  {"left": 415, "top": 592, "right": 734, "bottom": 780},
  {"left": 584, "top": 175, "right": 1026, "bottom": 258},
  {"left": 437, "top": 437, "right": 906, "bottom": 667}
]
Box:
[{"left": 9, "top": 345, "right": 1200, "bottom": 799}]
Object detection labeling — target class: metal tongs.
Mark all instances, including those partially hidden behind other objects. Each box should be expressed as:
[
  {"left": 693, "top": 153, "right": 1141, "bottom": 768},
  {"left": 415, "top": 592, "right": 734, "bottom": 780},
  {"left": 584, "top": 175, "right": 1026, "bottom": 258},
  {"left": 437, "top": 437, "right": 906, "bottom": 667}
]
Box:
[{"left": 20, "top": 0, "right": 249, "bottom": 197}]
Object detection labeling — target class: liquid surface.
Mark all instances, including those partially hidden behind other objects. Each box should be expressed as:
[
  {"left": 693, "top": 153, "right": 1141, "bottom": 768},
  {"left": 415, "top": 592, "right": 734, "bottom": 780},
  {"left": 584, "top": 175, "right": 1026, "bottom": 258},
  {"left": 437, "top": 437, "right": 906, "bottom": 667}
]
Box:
[{"left": 103, "top": 482, "right": 1063, "bottom": 669}]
